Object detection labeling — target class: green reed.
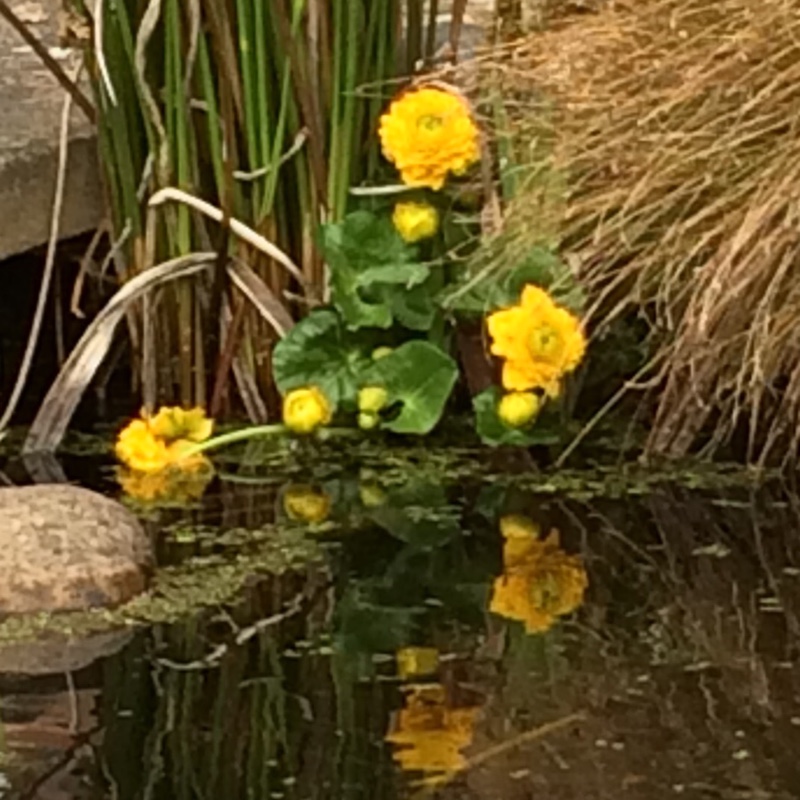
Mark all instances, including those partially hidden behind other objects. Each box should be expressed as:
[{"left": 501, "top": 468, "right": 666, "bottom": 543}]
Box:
[{"left": 66, "top": 0, "right": 445, "bottom": 416}]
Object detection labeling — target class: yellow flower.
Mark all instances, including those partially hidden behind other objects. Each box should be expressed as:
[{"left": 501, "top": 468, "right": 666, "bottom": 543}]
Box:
[
  {"left": 115, "top": 420, "right": 173, "bottom": 473},
  {"left": 487, "top": 285, "right": 586, "bottom": 397},
  {"left": 490, "top": 515, "right": 588, "bottom": 634},
  {"left": 396, "top": 647, "right": 440, "bottom": 681},
  {"left": 115, "top": 409, "right": 212, "bottom": 473},
  {"left": 165, "top": 438, "right": 211, "bottom": 471},
  {"left": 386, "top": 684, "right": 478, "bottom": 787},
  {"left": 393, "top": 201, "right": 440, "bottom": 243},
  {"left": 116, "top": 460, "right": 213, "bottom": 506},
  {"left": 497, "top": 391, "right": 541, "bottom": 428},
  {"left": 283, "top": 484, "right": 331, "bottom": 523},
  {"left": 282, "top": 386, "right": 333, "bottom": 434},
  {"left": 147, "top": 406, "right": 213, "bottom": 443},
  {"left": 379, "top": 87, "right": 480, "bottom": 190},
  {"left": 358, "top": 386, "right": 389, "bottom": 414}
]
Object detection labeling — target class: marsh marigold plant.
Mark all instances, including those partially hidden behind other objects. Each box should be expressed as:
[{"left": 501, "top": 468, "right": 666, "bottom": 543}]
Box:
[
  {"left": 379, "top": 87, "right": 480, "bottom": 190},
  {"left": 488, "top": 285, "right": 586, "bottom": 397},
  {"left": 490, "top": 515, "right": 588, "bottom": 634}
]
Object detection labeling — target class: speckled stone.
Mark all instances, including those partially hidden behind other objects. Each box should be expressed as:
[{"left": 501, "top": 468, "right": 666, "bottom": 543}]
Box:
[
  {"left": 0, "top": 0, "right": 102, "bottom": 260},
  {"left": 0, "top": 629, "right": 133, "bottom": 674},
  {"left": 0, "top": 485, "right": 152, "bottom": 613}
]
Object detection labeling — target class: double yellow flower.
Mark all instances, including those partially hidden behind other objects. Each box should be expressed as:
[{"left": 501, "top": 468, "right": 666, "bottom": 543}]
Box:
[
  {"left": 116, "top": 407, "right": 213, "bottom": 473},
  {"left": 487, "top": 285, "right": 587, "bottom": 429},
  {"left": 379, "top": 87, "right": 480, "bottom": 191}
]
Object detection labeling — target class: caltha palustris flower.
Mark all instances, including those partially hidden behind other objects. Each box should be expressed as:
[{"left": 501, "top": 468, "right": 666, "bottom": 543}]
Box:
[
  {"left": 487, "top": 285, "right": 587, "bottom": 399},
  {"left": 379, "top": 86, "right": 480, "bottom": 190}
]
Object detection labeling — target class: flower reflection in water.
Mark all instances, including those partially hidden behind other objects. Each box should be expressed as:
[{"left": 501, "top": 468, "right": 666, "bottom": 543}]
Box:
[
  {"left": 116, "top": 461, "right": 213, "bottom": 506},
  {"left": 282, "top": 484, "right": 332, "bottom": 523},
  {"left": 490, "top": 514, "right": 588, "bottom": 634},
  {"left": 386, "top": 683, "right": 478, "bottom": 788},
  {"left": 396, "top": 647, "right": 439, "bottom": 681}
]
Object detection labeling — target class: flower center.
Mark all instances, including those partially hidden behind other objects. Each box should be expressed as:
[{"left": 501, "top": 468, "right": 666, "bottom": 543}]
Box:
[
  {"left": 528, "top": 325, "right": 561, "bottom": 359},
  {"left": 531, "top": 574, "right": 561, "bottom": 613},
  {"left": 417, "top": 114, "right": 444, "bottom": 132}
]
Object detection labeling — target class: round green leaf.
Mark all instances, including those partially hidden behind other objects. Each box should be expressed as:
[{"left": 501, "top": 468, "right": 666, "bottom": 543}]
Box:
[
  {"left": 272, "top": 309, "right": 372, "bottom": 405},
  {"left": 368, "top": 341, "right": 459, "bottom": 434}
]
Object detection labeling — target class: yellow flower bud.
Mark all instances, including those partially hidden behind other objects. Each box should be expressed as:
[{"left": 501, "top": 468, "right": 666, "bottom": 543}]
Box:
[
  {"left": 372, "top": 346, "right": 394, "bottom": 361},
  {"left": 358, "top": 386, "right": 389, "bottom": 414},
  {"left": 282, "top": 387, "right": 333, "bottom": 434},
  {"left": 392, "top": 201, "right": 440, "bottom": 243},
  {"left": 358, "top": 412, "right": 380, "bottom": 431},
  {"left": 359, "top": 482, "right": 387, "bottom": 508},
  {"left": 497, "top": 391, "right": 541, "bottom": 429},
  {"left": 283, "top": 485, "right": 331, "bottom": 523}
]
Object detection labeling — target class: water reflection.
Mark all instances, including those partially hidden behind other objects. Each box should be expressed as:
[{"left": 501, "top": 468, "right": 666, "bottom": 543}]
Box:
[
  {"left": 115, "top": 464, "right": 213, "bottom": 507},
  {"left": 385, "top": 683, "right": 479, "bottom": 788},
  {"left": 490, "top": 515, "right": 588, "bottom": 635},
  {"left": 2, "top": 469, "right": 800, "bottom": 798},
  {"left": 281, "top": 484, "right": 332, "bottom": 524}
]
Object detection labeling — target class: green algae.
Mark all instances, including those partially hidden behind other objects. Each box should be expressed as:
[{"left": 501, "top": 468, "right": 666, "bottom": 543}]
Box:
[
  {"left": 0, "top": 430, "right": 776, "bottom": 648},
  {"left": 0, "top": 526, "right": 323, "bottom": 645},
  {"left": 1, "top": 418, "right": 775, "bottom": 500},
  {"left": 490, "top": 460, "right": 772, "bottom": 501}
]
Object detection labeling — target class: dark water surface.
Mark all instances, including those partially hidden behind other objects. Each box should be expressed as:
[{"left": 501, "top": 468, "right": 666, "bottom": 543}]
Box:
[{"left": 1, "top": 452, "right": 799, "bottom": 799}]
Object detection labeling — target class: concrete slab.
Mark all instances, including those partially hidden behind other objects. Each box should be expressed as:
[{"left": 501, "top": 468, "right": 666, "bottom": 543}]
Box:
[
  {"left": 0, "top": 0, "right": 102, "bottom": 260},
  {"left": 0, "top": 0, "right": 497, "bottom": 261}
]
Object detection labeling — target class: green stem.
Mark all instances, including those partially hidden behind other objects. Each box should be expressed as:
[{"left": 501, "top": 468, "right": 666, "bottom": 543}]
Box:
[
  {"left": 185, "top": 425, "right": 285, "bottom": 456},
  {"left": 184, "top": 424, "right": 359, "bottom": 457}
]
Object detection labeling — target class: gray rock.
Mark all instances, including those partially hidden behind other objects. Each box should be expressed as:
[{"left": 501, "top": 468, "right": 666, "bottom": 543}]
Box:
[
  {"left": 0, "top": 0, "right": 102, "bottom": 260},
  {"left": 0, "top": 628, "right": 133, "bottom": 675},
  {"left": 0, "top": 484, "right": 152, "bottom": 613}
]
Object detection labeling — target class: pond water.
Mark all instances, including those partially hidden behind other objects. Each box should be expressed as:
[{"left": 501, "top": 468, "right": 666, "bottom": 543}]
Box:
[{"left": 0, "top": 448, "right": 798, "bottom": 799}]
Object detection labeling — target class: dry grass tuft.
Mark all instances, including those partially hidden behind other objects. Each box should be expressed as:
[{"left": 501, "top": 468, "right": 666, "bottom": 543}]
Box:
[{"left": 470, "top": 0, "right": 800, "bottom": 464}]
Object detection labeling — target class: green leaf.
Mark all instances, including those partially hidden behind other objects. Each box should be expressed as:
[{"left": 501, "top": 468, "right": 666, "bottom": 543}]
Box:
[
  {"left": 473, "top": 387, "right": 561, "bottom": 447},
  {"left": 390, "top": 282, "right": 437, "bottom": 331},
  {"left": 442, "top": 245, "right": 585, "bottom": 315},
  {"left": 322, "top": 210, "right": 434, "bottom": 330},
  {"left": 272, "top": 309, "right": 372, "bottom": 406},
  {"left": 359, "top": 262, "right": 429, "bottom": 286},
  {"left": 368, "top": 341, "right": 458, "bottom": 434},
  {"left": 335, "top": 587, "right": 421, "bottom": 661}
]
